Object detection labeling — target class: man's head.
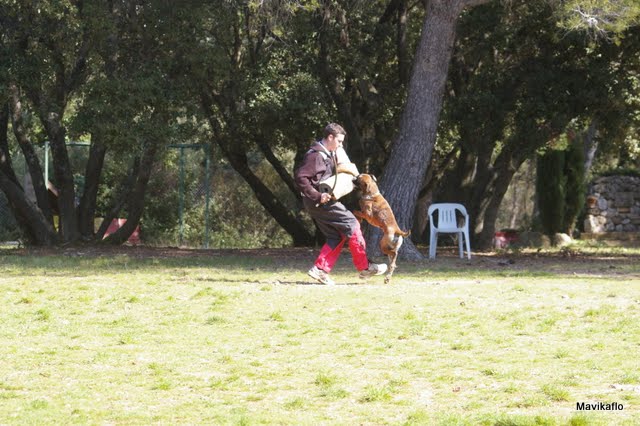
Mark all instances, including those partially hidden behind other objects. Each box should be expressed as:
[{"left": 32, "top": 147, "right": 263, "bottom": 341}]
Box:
[{"left": 322, "top": 123, "right": 346, "bottom": 152}]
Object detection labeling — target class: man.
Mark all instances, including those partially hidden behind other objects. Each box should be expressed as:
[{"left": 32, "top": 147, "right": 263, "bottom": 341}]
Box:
[{"left": 294, "top": 123, "right": 387, "bottom": 285}]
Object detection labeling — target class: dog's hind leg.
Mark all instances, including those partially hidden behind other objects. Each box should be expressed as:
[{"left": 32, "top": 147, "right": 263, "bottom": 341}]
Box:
[
  {"left": 383, "top": 235, "right": 403, "bottom": 284},
  {"left": 384, "top": 253, "right": 395, "bottom": 284}
]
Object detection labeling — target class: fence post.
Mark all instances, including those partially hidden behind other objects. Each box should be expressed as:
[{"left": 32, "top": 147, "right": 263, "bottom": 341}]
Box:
[
  {"left": 178, "top": 146, "right": 186, "bottom": 247},
  {"left": 204, "top": 144, "right": 211, "bottom": 249}
]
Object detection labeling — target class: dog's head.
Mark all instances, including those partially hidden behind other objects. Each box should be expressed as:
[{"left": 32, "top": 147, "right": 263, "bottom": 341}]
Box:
[{"left": 354, "top": 173, "right": 379, "bottom": 195}]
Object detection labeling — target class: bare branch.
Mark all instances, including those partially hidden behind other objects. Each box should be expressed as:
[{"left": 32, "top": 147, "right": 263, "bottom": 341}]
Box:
[{"left": 561, "top": 1, "right": 639, "bottom": 39}]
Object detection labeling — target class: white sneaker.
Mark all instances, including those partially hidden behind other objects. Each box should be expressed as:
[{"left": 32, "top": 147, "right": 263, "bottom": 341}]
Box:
[
  {"left": 359, "top": 263, "right": 388, "bottom": 279},
  {"left": 307, "top": 266, "right": 336, "bottom": 285}
]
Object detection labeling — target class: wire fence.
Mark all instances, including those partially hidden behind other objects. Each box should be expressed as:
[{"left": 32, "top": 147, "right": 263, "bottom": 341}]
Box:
[
  {"left": 167, "top": 144, "right": 211, "bottom": 248},
  {"left": 1, "top": 141, "right": 297, "bottom": 248},
  {"left": 0, "top": 143, "right": 214, "bottom": 247}
]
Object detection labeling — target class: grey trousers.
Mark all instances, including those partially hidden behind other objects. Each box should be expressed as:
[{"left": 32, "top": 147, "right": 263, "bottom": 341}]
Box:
[{"left": 303, "top": 197, "right": 360, "bottom": 249}]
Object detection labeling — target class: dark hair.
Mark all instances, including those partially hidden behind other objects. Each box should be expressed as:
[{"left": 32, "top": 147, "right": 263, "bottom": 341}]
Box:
[{"left": 323, "top": 123, "right": 346, "bottom": 139}]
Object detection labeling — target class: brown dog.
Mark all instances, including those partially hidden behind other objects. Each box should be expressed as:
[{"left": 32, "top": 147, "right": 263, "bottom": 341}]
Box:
[{"left": 353, "top": 174, "right": 410, "bottom": 283}]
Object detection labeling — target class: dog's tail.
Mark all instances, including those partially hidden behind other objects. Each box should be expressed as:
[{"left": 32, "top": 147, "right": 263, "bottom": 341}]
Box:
[{"left": 389, "top": 230, "right": 410, "bottom": 250}]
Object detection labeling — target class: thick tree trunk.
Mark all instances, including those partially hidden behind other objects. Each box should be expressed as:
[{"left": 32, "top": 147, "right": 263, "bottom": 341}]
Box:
[
  {"left": 46, "top": 122, "right": 80, "bottom": 243},
  {"left": 373, "top": 0, "right": 465, "bottom": 260},
  {"left": 23, "top": 20, "right": 89, "bottom": 244},
  {"left": 0, "top": 171, "right": 58, "bottom": 245},
  {"left": 78, "top": 135, "right": 107, "bottom": 239}
]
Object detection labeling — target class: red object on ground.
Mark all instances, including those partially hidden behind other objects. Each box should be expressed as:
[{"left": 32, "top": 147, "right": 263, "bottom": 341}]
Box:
[
  {"left": 494, "top": 230, "right": 518, "bottom": 249},
  {"left": 103, "top": 219, "right": 141, "bottom": 245}
]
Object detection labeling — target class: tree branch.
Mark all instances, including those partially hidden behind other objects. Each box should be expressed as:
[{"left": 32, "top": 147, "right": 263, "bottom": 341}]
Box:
[
  {"left": 256, "top": 138, "right": 300, "bottom": 198},
  {"left": 8, "top": 84, "right": 54, "bottom": 223}
]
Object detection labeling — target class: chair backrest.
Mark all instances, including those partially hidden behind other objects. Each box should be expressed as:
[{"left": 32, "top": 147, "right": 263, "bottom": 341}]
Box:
[{"left": 428, "top": 203, "right": 468, "bottom": 231}]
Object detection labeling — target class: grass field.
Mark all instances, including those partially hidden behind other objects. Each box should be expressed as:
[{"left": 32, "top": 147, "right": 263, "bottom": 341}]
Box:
[{"left": 0, "top": 246, "right": 639, "bottom": 425}]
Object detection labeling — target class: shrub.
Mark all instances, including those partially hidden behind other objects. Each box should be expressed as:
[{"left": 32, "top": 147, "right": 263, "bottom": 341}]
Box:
[
  {"left": 536, "top": 150, "right": 566, "bottom": 235},
  {"left": 563, "top": 138, "right": 585, "bottom": 235}
]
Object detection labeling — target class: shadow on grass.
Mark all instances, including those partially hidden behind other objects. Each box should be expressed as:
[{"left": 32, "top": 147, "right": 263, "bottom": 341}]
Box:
[{"left": 1, "top": 245, "right": 639, "bottom": 279}]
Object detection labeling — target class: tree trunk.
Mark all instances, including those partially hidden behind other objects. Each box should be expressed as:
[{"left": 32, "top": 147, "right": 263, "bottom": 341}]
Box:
[
  {"left": 23, "top": 18, "right": 90, "bottom": 244},
  {"left": 1, "top": 103, "right": 56, "bottom": 244},
  {"left": 102, "top": 142, "right": 158, "bottom": 245},
  {"left": 220, "top": 142, "right": 315, "bottom": 247},
  {"left": 471, "top": 165, "right": 519, "bottom": 249},
  {"left": 436, "top": 145, "right": 478, "bottom": 204},
  {"left": 509, "top": 184, "right": 520, "bottom": 229},
  {"left": 375, "top": 0, "right": 465, "bottom": 260},
  {"left": 256, "top": 138, "right": 299, "bottom": 199},
  {"left": 78, "top": 135, "right": 107, "bottom": 239},
  {"left": 1, "top": 97, "right": 58, "bottom": 244},
  {"left": 201, "top": 92, "right": 315, "bottom": 247},
  {"left": 0, "top": 171, "right": 58, "bottom": 245},
  {"left": 9, "top": 86, "right": 54, "bottom": 224},
  {"left": 46, "top": 121, "right": 80, "bottom": 242},
  {"left": 96, "top": 156, "right": 141, "bottom": 240},
  {"left": 0, "top": 104, "right": 20, "bottom": 186}
]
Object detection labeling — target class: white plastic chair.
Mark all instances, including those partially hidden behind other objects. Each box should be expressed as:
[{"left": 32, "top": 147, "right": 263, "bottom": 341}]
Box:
[{"left": 428, "top": 203, "right": 471, "bottom": 259}]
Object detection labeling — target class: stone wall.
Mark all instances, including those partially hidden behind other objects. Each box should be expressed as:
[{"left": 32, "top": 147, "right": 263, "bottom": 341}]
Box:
[{"left": 584, "top": 175, "right": 640, "bottom": 233}]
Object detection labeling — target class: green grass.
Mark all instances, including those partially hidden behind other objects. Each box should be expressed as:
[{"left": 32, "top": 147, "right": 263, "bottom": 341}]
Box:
[{"left": 0, "top": 247, "right": 639, "bottom": 425}]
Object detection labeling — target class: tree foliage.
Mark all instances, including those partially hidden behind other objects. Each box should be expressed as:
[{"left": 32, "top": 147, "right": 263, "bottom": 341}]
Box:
[
  {"left": 0, "top": 1, "right": 190, "bottom": 245},
  {"left": 1, "top": 0, "right": 639, "bottom": 249},
  {"left": 563, "top": 136, "right": 586, "bottom": 234},
  {"left": 376, "top": 0, "right": 640, "bottom": 256},
  {"left": 557, "top": 0, "right": 640, "bottom": 37},
  {"left": 419, "top": 0, "right": 640, "bottom": 249}
]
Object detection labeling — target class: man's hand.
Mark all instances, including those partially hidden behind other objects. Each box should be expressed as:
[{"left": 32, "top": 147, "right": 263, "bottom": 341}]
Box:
[{"left": 320, "top": 193, "right": 331, "bottom": 204}]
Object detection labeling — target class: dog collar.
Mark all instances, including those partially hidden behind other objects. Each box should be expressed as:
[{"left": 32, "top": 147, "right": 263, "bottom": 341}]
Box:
[{"left": 361, "top": 192, "right": 381, "bottom": 200}]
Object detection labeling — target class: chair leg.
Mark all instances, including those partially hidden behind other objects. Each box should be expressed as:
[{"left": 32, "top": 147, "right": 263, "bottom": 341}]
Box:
[
  {"left": 458, "top": 232, "right": 463, "bottom": 258},
  {"left": 429, "top": 231, "right": 437, "bottom": 259},
  {"left": 465, "top": 230, "right": 471, "bottom": 259}
]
